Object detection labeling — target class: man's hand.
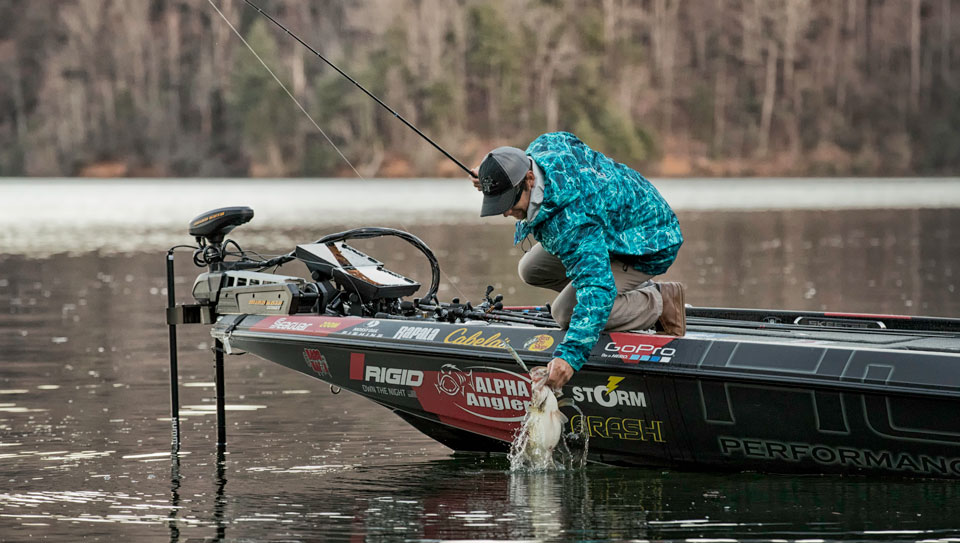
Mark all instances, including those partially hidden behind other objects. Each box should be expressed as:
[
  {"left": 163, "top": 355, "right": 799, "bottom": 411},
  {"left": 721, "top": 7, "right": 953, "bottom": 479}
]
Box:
[
  {"left": 543, "top": 357, "right": 574, "bottom": 390},
  {"left": 470, "top": 167, "right": 481, "bottom": 191}
]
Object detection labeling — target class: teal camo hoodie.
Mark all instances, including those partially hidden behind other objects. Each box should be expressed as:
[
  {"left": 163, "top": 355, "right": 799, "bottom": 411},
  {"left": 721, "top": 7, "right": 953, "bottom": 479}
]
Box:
[{"left": 514, "top": 132, "right": 683, "bottom": 370}]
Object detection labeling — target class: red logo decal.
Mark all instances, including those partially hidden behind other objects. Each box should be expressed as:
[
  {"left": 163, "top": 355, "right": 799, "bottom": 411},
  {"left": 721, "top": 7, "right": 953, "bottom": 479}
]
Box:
[
  {"left": 604, "top": 333, "right": 677, "bottom": 363},
  {"left": 349, "top": 353, "right": 365, "bottom": 380},
  {"left": 302, "top": 348, "right": 331, "bottom": 377}
]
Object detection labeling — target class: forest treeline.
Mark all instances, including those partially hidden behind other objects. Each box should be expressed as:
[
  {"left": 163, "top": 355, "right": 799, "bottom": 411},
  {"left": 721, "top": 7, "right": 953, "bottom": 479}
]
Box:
[{"left": 0, "top": 0, "right": 958, "bottom": 178}]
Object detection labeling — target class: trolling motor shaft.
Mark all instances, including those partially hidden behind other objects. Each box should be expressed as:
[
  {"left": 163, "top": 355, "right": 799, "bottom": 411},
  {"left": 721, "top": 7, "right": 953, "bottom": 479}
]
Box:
[{"left": 166, "top": 207, "right": 257, "bottom": 448}]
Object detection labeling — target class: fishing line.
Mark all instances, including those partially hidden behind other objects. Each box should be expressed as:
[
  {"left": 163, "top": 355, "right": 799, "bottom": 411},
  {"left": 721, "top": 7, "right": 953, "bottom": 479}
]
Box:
[
  {"left": 206, "top": 0, "right": 364, "bottom": 180},
  {"left": 503, "top": 342, "right": 531, "bottom": 374},
  {"left": 207, "top": 0, "right": 471, "bottom": 302},
  {"left": 239, "top": 0, "right": 476, "bottom": 178}
]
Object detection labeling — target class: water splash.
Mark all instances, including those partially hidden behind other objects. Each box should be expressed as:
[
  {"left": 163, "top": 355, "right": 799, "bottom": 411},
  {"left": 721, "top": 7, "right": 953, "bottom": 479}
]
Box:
[
  {"left": 508, "top": 367, "right": 589, "bottom": 471},
  {"left": 556, "top": 399, "right": 589, "bottom": 470}
]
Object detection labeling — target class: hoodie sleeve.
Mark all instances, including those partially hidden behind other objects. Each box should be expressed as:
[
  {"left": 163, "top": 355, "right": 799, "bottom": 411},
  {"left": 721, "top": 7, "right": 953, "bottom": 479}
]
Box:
[{"left": 543, "top": 212, "right": 616, "bottom": 371}]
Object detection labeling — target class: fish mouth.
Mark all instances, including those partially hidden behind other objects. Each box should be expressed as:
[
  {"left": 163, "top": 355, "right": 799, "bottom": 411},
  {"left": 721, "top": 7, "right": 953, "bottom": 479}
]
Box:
[{"left": 530, "top": 385, "right": 550, "bottom": 411}]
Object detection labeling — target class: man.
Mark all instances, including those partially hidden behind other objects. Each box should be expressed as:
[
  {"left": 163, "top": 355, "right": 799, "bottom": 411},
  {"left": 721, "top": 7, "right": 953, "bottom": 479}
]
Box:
[{"left": 472, "top": 131, "right": 685, "bottom": 389}]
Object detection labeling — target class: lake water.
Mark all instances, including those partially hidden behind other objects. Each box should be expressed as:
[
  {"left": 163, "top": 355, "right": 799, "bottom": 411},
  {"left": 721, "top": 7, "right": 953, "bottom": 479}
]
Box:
[{"left": 1, "top": 179, "right": 960, "bottom": 541}]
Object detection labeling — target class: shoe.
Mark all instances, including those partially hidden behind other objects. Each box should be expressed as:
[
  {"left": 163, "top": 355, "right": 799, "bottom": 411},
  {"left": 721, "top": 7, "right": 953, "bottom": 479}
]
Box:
[{"left": 656, "top": 282, "right": 686, "bottom": 336}]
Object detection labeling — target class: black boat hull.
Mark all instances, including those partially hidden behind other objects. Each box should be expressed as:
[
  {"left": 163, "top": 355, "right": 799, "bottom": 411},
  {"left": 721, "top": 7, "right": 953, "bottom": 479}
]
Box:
[{"left": 215, "top": 314, "right": 960, "bottom": 478}]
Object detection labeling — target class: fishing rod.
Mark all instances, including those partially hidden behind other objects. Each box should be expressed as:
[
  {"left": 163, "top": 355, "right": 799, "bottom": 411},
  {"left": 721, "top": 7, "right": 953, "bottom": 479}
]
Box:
[
  {"left": 207, "top": 0, "right": 474, "bottom": 305},
  {"left": 240, "top": 0, "right": 477, "bottom": 178}
]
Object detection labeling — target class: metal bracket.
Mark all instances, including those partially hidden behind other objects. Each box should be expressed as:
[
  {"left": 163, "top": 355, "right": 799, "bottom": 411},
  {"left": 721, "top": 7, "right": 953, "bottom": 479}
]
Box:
[{"left": 166, "top": 304, "right": 214, "bottom": 326}]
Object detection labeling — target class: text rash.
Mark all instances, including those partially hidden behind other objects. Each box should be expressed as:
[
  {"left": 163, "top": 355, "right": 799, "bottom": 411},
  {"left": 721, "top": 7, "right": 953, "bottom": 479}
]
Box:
[{"left": 570, "top": 415, "right": 665, "bottom": 442}]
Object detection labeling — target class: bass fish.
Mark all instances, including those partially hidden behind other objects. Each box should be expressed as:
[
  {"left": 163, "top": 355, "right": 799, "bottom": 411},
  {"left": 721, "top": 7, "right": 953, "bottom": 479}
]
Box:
[{"left": 517, "top": 366, "right": 568, "bottom": 468}]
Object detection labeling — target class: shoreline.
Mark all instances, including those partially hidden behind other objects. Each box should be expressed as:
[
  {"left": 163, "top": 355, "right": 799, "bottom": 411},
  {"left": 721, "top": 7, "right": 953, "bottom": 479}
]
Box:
[{"left": 1, "top": 177, "right": 958, "bottom": 255}]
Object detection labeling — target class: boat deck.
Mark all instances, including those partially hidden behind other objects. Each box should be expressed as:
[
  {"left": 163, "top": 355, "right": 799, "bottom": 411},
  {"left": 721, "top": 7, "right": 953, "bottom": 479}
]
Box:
[{"left": 686, "top": 313, "right": 960, "bottom": 355}]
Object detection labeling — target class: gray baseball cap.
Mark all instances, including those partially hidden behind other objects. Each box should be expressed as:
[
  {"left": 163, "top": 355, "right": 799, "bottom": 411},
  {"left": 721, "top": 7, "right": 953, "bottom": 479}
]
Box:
[{"left": 478, "top": 146, "right": 531, "bottom": 217}]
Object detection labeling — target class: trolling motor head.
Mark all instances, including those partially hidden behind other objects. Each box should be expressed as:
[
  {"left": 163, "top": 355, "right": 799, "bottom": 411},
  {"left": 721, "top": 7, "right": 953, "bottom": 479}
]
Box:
[
  {"left": 190, "top": 207, "right": 254, "bottom": 244},
  {"left": 189, "top": 206, "right": 254, "bottom": 270}
]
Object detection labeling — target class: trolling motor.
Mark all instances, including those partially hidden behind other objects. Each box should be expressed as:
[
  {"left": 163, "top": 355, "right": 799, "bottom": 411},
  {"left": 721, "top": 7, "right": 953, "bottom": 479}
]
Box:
[
  {"left": 166, "top": 206, "right": 258, "bottom": 449},
  {"left": 185, "top": 217, "right": 436, "bottom": 320},
  {"left": 189, "top": 206, "right": 254, "bottom": 271},
  {"left": 187, "top": 206, "right": 317, "bottom": 318}
]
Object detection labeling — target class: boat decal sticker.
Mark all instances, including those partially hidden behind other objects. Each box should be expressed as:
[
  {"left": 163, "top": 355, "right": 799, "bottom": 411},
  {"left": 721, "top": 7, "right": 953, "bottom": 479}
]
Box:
[
  {"left": 341, "top": 319, "right": 384, "bottom": 338},
  {"left": 571, "top": 377, "right": 646, "bottom": 408},
  {"left": 302, "top": 348, "right": 332, "bottom": 378},
  {"left": 418, "top": 364, "right": 532, "bottom": 430},
  {"left": 246, "top": 299, "right": 284, "bottom": 309},
  {"left": 569, "top": 414, "right": 665, "bottom": 442},
  {"left": 718, "top": 436, "right": 960, "bottom": 477},
  {"left": 601, "top": 333, "right": 676, "bottom": 363},
  {"left": 348, "top": 353, "right": 365, "bottom": 380},
  {"left": 348, "top": 353, "right": 421, "bottom": 398},
  {"left": 392, "top": 325, "right": 441, "bottom": 341},
  {"left": 523, "top": 334, "right": 555, "bottom": 352},
  {"left": 250, "top": 316, "right": 366, "bottom": 336},
  {"left": 435, "top": 364, "right": 472, "bottom": 396},
  {"left": 443, "top": 328, "right": 507, "bottom": 348}
]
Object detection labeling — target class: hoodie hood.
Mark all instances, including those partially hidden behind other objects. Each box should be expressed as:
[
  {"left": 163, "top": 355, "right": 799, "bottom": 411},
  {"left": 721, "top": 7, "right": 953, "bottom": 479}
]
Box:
[{"left": 514, "top": 156, "right": 577, "bottom": 244}]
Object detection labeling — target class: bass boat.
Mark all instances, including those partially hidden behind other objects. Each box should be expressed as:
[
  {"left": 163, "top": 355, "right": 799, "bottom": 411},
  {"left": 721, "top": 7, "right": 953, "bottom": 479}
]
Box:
[{"left": 166, "top": 207, "right": 960, "bottom": 478}]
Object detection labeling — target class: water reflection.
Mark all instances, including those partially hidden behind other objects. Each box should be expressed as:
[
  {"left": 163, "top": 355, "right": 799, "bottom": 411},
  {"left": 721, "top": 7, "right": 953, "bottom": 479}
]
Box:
[
  {"left": 507, "top": 471, "right": 568, "bottom": 541},
  {"left": 248, "top": 456, "right": 960, "bottom": 540},
  {"left": 167, "top": 450, "right": 180, "bottom": 543},
  {"left": 213, "top": 447, "right": 227, "bottom": 542},
  {"left": 1, "top": 209, "right": 959, "bottom": 540}
]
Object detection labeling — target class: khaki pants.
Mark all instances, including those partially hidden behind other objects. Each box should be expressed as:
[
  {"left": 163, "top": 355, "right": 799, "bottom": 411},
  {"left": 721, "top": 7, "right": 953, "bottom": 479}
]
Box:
[{"left": 518, "top": 243, "right": 662, "bottom": 332}]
